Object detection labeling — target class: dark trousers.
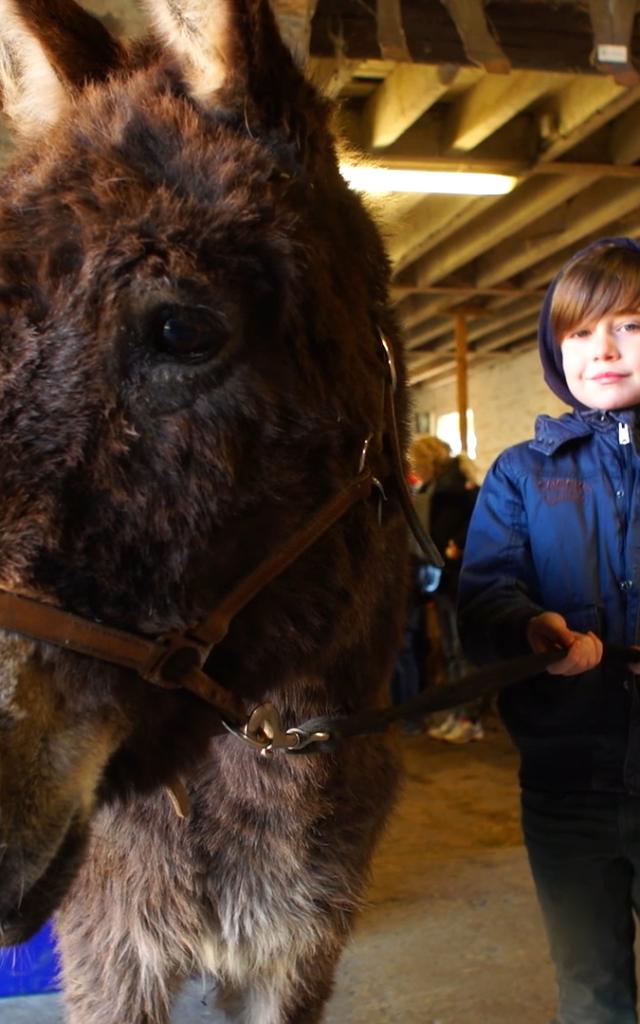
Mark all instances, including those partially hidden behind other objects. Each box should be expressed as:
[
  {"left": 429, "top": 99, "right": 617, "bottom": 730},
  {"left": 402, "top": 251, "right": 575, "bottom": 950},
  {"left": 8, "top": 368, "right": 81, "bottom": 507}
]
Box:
[
  {"left": 391, "top": 605, "right": 427, "bottom": 705},
  {"left": 433, "top": 591, "right": 465, "bottom": 682},
  {"left": 522, "top": 789, "right": 640, "bottom": 1024}
]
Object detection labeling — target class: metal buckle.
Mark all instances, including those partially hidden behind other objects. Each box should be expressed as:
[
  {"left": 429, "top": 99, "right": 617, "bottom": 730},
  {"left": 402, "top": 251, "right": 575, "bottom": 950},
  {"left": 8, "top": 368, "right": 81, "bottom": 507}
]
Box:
[
  {"left": 222, "top": 702, "right": 330, "bottom": 758},
  {"left": 142, "top": 630, "right": 210, "bottom": 688}
]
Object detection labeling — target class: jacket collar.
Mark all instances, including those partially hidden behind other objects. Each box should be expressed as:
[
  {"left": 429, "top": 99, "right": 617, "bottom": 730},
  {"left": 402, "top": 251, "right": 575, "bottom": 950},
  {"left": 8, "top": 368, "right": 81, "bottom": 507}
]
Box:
[{"left": 530, "top": 407, "right": 640, "bottom": 455}]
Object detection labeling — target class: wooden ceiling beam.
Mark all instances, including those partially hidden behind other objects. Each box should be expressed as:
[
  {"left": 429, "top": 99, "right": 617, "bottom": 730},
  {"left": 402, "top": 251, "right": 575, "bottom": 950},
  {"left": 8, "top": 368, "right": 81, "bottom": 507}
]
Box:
[
  {"left": 473, "top": 314, "right": 539, "bottom": 354},
  {"left": 376, "top": 0, "right": 411, "bottom": 60},
  {"left": 401, "top": 293, "right": 518, "bottom": 339},
  {"left": 409, "top": 356, "right": 466, "bottom": 384},
  {"left": 444, "top": 70, "right": 568, "bottom": 153},
  {"left": 408, "top": 315, "right": 538, "bottom": 385},
  {"left": 393, "top": 292, "right": 441, "bottom": 326},
  {"left": 387, "top": 70, "right": 640, "bottom": 293},
  {"left": 387, "top": 166, "right": 640, "bottom": 279},
  {"left": 468, "top": 299, "right": 542, "bottom": 343},
  {"left": 308, "top": 56, "right": 361, "bottom": 98},
  {"left": 388, "top": 195, "right": 486, "bottom": 271},
  {"left": 406, "top": 320, "right": 456, "bottom": 351},
  {"left": 402, "top": 284, "right": 546, "bottom": 297},
  {"left": 534, "top": 162, "right": 640, "bottom": 178},
  {"left": 406, "top": 174, "right": 597, "bottom": 289},
  {"left": 363, "top": 62, "right": 459, "bottom": 148},
  {"left": 476, "top": 178, "right": 640, "bottom": 286},
  {"left": 518, "top": 209, "right": 640, "bottom": 290},
  {"left": 401, "top": 301, "right": 452, "bottom": 329},
  {"left": 376, "top": 115, "right": 539, "bottom": 274},
  {"left": 346, "top": 76, "right": 640, "bottom": 292},
  {"left": 309, "top": 0, "right": 637, "bottom": 75},
  {"left": 537, "top": 76, "right": 640, "bottom": 162},
  {"left": 342, "top": 107, "right": 535, "bottom": 173},
  {"left": 440, "top": 0, "right": 510, "bottom": 73},
  {"left": 406, "top": 299, "right": 541, "bottom": 353},
  {"left": 609, "top": 100, "right": 640, "bottom": 165},
  {"left": 588, "top": 0, "right": 639, "bottom": 85}
]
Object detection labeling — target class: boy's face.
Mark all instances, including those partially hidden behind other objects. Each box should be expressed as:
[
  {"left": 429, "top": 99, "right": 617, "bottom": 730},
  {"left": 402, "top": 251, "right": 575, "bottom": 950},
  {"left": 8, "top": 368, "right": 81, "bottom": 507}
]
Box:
[{"left": 560, "top": 312, "right": 640, "bottom": 410}]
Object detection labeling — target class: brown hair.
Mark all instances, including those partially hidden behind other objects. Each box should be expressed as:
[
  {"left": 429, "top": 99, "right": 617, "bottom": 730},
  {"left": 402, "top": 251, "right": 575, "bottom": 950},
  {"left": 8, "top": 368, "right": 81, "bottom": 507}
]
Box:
[
  {"left": 409, "top": 434, "right": 451, "bottom": 483},
  {"left": 551, "top": 243, "right": 640, "bottom": 342}
]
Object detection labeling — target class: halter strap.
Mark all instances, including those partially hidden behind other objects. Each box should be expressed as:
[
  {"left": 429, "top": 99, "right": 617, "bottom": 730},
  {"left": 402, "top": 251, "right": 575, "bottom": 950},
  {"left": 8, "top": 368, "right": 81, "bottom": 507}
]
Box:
[{"left": 0, "top": 465, "right": 377, "bottom": 718}]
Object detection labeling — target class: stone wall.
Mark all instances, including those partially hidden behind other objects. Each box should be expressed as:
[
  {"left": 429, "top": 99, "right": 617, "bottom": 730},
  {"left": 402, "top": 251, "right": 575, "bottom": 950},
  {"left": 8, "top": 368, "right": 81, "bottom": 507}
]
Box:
[{"left": 411, "top": 347, "right": 570, "bottom": 479}]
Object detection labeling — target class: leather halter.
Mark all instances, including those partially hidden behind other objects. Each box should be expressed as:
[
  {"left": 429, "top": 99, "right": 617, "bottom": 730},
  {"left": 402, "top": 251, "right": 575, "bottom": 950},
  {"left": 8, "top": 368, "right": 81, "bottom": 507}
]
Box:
[
  {"left": 0, "top": 332, "right": 441, "bottom": 740},
  {"left": 0, "top": 469, "right": 376, "bottom": 728}
]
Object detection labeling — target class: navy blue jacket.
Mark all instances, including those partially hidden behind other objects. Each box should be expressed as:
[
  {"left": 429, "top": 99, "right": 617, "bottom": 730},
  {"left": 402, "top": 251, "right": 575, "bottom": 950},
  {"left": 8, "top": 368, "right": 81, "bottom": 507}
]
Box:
[{"left": 459, "top": 408, "right": 640, "bottom": 793}]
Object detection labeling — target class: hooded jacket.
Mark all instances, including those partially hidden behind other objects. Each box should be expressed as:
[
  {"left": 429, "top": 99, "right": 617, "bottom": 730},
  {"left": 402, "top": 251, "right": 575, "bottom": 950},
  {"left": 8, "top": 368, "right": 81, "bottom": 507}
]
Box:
[{"left": 458, "top": 237, "right": 640, "bottom": 794}]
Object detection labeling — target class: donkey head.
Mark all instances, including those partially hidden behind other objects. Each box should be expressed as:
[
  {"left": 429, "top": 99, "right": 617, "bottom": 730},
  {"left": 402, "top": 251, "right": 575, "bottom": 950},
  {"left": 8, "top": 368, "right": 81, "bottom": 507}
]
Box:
[{"left": 0, "top": 0, "right": 402, "bottom": 943}]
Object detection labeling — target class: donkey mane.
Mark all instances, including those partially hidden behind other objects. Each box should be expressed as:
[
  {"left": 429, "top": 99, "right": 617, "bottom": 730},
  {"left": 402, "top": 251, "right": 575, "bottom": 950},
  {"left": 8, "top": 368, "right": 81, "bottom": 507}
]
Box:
[{"left": 0, "top": 2, "right": 408, "bottom": 1021}]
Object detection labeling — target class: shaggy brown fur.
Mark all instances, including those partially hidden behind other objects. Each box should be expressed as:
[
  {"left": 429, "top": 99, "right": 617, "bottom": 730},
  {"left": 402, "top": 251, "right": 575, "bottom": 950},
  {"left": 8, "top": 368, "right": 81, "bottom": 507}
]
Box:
[{"left": 0, "top": 2, "right": 408, "bottom": 1021}]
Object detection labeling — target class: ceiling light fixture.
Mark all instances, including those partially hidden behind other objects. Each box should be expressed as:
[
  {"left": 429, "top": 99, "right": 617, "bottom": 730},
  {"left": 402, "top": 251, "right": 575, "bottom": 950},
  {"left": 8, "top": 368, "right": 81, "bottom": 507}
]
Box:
[{"left": 339, "top": 165, "right": 518, "bottom": 196}]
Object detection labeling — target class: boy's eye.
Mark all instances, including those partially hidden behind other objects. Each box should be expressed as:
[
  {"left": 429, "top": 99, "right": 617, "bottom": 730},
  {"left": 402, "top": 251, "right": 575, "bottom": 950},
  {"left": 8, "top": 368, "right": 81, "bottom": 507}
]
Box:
[
  {"left": 618, "top": 321, "right": 640, "bottom": 333},
  {"left": 567, "top": 327, "right": 591, "bottom": 340}
]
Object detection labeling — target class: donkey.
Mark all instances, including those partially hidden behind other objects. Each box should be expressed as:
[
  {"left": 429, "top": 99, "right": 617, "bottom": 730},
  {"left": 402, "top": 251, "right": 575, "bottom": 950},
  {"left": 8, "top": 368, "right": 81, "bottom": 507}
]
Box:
[{"left": 0, "top": 1, "right": 410, "bottom": 1021}]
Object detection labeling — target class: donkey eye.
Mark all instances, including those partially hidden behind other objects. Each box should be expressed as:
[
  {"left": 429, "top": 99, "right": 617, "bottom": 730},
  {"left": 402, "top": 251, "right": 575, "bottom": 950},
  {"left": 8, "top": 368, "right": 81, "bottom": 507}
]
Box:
[{"left": 153, "top": 306, "right": 228, "bottom": 362}]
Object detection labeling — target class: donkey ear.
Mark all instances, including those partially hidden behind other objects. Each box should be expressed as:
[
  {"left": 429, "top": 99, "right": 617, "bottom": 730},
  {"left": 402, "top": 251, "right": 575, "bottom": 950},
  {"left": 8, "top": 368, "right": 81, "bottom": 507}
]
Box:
[
  {"left": 142, "top": 0, "right": 295, "bottom": 111},
  {"left": 0, "top": 1, "right": 67, "bottom": 134},
  {"left": 0, "top": 0, "right": 124, "bottom": 135},
  {"left": 12, "top": 1, "right": 125, "bottom": 87}
]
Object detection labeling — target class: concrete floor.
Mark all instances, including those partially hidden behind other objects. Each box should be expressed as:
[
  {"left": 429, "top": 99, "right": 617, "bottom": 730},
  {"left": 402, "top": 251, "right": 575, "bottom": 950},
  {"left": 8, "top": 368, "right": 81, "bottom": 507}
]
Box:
[{"left": 0, "top": 718, "right": 558, "bottom": 1024}]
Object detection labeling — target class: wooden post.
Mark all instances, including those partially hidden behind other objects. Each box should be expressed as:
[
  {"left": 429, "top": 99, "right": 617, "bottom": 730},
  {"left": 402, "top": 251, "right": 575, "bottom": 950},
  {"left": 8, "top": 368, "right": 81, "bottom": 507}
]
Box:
[{"left": 455, "top": 312, "right": 468, "bottom": 453}]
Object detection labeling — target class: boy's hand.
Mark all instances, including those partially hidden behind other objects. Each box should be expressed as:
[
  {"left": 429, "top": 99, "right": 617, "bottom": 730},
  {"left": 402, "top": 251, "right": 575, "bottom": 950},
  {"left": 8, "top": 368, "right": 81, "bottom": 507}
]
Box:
[{"left": 526, "top": 611, "right": 603, "bottom": 676}]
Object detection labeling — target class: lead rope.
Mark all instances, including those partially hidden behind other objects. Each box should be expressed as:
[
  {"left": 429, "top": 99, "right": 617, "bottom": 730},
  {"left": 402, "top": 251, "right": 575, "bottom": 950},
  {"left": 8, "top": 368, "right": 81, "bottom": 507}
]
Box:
[{"left": 225, "top": 645, "right": 640, "bottom": 757}]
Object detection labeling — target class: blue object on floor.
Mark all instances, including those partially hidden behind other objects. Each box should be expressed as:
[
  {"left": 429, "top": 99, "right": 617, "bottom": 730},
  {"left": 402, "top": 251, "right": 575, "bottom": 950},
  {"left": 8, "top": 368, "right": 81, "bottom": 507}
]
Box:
[{"left": 0, "top": 923, "right": 60, "bottom": 997}]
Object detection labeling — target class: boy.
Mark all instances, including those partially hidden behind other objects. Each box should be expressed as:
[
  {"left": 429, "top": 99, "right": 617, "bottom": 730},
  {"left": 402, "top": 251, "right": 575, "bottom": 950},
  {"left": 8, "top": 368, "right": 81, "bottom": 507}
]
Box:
[{"left": 458, "top": 237, "right": 640, "bottom": 1024}]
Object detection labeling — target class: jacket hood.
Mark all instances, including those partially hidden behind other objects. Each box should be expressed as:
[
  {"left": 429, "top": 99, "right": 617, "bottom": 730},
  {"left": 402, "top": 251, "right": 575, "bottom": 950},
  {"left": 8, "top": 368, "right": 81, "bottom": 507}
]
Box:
[{"left": 538, "top": 236, "right": 640, "bottom": 409}]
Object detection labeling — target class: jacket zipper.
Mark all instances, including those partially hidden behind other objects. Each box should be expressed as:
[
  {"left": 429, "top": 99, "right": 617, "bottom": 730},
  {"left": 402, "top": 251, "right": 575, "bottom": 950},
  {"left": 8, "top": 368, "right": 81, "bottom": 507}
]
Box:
[{"left": 617, "top": 421, "right": 637, "bottom": 643}]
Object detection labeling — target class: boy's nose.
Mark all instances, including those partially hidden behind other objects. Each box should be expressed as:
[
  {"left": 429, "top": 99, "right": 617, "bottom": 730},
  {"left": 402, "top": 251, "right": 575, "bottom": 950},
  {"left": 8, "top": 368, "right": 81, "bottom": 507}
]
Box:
[{"left": 592, "top": 324, "right": 619, "bottom": 358}]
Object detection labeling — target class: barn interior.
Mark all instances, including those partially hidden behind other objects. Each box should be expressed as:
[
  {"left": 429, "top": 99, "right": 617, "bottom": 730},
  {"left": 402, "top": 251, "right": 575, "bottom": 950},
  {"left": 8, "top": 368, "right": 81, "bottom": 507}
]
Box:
[{"left": 1, "top": 1, "right": 638, "bottom": 1021}]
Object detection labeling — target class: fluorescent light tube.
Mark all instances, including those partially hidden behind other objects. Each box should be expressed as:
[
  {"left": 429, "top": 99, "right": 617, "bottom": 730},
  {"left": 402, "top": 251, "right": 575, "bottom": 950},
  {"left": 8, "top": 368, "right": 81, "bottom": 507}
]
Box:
[{"left": 340, "top": 165, "right": 518, "bottom": 196}]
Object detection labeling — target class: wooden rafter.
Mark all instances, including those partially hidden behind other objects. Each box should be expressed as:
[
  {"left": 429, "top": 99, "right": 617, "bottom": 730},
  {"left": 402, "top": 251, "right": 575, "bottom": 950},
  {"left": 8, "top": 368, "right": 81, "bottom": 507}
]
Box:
[
  {"left": 376, "top": 0, "right": 411, "bottom": 61},
  {"left": 476, "top": 178, "right": 640, "bottom": 286},
  {"left": 404, "top": 175, "right": 598, "bottom": 291},
  {"left": 537, "top": 75, "right": 640, "bottom": 162},
  {"left": 610, "top": 99, "right": 640, "bottom": 164},
  {"left": 364, "top": 63, "right": 458, "bottom": 149},
  {"left": 440, "top": 0, "right": 510, "bottom": 74},
  {"left": 406, "top": 301, "right": 541, "bottom": 353},
  {"left": 588, "top": 0, "right": 639, "bottom": 84},
  {"left": 444, "top": 70, "right": 567, "bottom": 152}
]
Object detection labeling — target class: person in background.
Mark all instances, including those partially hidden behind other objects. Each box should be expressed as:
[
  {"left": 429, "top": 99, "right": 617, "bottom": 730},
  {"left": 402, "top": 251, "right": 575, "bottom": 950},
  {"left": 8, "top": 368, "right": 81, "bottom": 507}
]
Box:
[
  {"left": 390, "top": 435, "right": 450, "bottom": 731},
  {"left": 458, "top": 237, "right": 640, "bottom": 1024},
  {"left": 410, "top": 438, "right": 481, "bottom": 743}
]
